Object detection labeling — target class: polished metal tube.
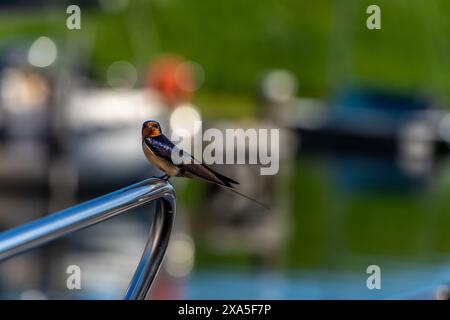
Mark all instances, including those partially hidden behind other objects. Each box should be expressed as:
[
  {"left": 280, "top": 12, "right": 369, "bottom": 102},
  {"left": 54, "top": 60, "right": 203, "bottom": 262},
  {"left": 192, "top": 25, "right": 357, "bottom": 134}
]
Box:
[{"left": 0, "top": 178, "right": 176, "bottom": 300}]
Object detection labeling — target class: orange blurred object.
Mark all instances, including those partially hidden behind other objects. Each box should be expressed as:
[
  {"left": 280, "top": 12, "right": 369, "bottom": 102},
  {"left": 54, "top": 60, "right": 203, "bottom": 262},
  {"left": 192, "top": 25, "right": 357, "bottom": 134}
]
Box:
[{"left": 146, "top": 55, "right": 195, "bottom": 107}]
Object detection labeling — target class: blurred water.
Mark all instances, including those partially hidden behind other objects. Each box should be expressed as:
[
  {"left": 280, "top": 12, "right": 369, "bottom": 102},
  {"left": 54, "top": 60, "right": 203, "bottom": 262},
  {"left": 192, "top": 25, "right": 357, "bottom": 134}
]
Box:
[{"left": 186, "top": 262, "right": 450, "bottom": 299}]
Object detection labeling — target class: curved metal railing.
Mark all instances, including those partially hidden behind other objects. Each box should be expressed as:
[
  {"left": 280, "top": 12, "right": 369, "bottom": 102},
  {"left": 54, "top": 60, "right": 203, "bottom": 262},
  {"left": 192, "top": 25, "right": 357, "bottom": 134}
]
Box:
[{"left": 0, "top": 178, "right": 176, "bottom": 300}]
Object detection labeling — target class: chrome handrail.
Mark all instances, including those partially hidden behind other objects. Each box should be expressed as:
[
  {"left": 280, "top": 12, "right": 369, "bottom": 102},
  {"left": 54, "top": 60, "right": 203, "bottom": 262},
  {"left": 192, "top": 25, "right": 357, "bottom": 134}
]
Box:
[{"left": 0, "top": 178, "right": 176, "bottom": 300}]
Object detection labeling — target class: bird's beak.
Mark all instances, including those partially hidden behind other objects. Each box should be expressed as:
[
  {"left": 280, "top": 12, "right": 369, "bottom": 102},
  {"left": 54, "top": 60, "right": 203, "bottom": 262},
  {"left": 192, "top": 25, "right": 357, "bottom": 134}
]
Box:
[
  {"left": 150, "top": 128, "right": 160, "bottom": 137},
  {"left": 142, "top": 127, "right": 160, "bottom": 138},
  {"left": 142, "top": 127, "right": 152, "bottom": 138}
]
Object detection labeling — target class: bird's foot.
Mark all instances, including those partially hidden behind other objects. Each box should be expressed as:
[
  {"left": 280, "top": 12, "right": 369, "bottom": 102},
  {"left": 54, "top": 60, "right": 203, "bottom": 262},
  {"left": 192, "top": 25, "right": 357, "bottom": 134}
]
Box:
[{"left": 158, "top": 174, "right": 170, "bottom": 181}]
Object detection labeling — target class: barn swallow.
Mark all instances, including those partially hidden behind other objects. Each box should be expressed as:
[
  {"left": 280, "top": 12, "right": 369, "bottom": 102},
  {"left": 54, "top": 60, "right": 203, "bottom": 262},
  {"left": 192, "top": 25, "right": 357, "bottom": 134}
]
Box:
[{"left": 142, "top": 120, "right": 269, "bottom": 209}]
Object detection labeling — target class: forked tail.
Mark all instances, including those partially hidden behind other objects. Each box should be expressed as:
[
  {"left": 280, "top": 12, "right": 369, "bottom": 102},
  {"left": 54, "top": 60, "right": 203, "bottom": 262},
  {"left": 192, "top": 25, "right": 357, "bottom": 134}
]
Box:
[{"left": 223, "top": 186, "right": 271, "bottom": 211}]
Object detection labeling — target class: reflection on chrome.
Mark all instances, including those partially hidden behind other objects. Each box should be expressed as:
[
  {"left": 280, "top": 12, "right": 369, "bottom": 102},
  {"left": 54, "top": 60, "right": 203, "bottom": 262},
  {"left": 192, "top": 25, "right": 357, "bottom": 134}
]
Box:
[{"left": 0, "top": 178, "right": 176, "bottom": 300}]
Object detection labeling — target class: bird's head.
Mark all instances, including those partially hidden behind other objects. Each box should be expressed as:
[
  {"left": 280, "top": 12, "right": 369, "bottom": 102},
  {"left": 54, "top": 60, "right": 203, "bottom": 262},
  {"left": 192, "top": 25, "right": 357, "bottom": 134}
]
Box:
[{"left": 142, "top": 120, "right": 162, "bottom": 138}]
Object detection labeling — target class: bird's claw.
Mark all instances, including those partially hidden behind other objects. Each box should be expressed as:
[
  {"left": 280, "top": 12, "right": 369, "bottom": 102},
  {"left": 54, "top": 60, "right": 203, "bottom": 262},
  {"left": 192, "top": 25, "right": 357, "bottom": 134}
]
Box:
[{"left": 158, "top": 174, "right": 170, "bottom": 181}]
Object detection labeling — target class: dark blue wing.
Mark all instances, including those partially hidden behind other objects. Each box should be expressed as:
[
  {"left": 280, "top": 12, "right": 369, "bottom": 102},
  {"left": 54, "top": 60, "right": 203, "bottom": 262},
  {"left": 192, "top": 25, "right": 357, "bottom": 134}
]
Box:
[
  {"left": 145, "top": 135, "right": 239, "bottom": 187},
  {"left": 145, "top": 135, "right": 195, "bottom": 164}
]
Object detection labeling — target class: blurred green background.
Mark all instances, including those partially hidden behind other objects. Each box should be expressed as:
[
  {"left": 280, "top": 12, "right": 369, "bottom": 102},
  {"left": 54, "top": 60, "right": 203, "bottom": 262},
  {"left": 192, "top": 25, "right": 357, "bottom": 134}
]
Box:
[{"left": 4, "top": 0, "right": 450, "bottom": 116}]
